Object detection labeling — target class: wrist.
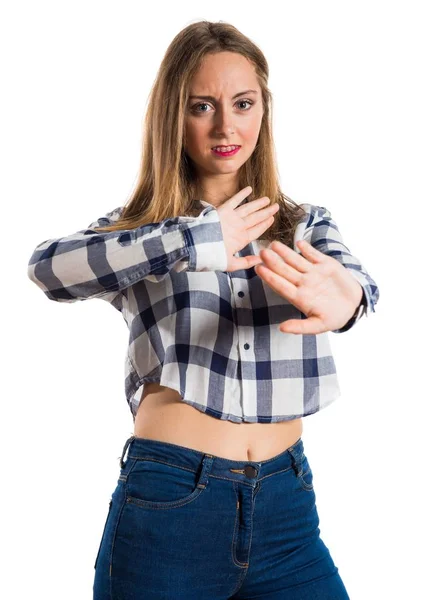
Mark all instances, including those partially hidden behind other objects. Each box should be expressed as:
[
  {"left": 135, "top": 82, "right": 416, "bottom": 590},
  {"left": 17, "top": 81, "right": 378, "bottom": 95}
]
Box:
[{"left": 351, "top": 288, "right": 366, "bottom": 318}]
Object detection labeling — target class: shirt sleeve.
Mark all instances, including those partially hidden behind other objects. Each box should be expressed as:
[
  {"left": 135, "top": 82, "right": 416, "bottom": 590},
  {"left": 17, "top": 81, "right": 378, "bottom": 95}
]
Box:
[
  {"left": 27, "top": 203, "right": 228, "bottom": 303},
  {"left": 294, "top": 204, "right": 380, "bottom": 333}
]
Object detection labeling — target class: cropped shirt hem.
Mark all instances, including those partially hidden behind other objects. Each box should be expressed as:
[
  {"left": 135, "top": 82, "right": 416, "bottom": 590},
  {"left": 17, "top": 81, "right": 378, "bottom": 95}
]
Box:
[{"left": 128, "top": 376, "right": 341, "bottom": 424}]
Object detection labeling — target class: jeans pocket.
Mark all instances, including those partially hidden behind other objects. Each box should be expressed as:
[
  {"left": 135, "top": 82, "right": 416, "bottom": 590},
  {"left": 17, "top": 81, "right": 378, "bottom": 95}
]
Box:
[
  {"left": 94, "top": 499, "right": 113, "bottom": 569},
  {"left": 297, "top": 454, "right": 314, "bottom": 492},
  {"left": 125, "top": 458, "right": 205, "bottom": 510}
]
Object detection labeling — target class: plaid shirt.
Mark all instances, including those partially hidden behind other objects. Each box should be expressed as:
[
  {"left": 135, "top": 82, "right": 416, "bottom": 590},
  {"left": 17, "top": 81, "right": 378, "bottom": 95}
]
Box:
[{"left": 27, "top": 201, "right": 379, "bottom": 423}]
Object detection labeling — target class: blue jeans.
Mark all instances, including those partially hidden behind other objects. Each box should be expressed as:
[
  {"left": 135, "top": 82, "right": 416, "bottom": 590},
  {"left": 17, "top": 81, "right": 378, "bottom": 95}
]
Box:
[{"left": 93, "top": 435, "right": 350, "bottom": 599}]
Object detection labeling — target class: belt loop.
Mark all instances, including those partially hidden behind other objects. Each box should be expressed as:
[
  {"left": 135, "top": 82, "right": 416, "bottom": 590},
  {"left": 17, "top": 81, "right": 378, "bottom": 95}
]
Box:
[
  {"left": 196, "top": 454, "right": 214, "bottom": 489},
  {"left": 119, "top": 435, "right": 135, "bottom": 469}
]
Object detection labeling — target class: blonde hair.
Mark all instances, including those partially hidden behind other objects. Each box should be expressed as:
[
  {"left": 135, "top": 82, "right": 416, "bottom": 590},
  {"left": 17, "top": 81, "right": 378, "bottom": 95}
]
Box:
[{"left": 93, "top": 20, "right": 306, "bottom": 248}]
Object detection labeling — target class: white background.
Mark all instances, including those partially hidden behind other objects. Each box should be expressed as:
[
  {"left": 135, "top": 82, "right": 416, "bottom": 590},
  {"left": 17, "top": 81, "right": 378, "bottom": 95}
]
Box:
[{"left": 2, "top": 1, "right": 430, "bottom": 598}]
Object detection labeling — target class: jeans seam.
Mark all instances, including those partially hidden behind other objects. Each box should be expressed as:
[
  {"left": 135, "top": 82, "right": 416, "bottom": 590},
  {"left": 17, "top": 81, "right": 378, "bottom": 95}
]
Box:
[
  {"left": 231, "top": 482, "right": 250, "bottom": 569},
  {"left": 108, "top": 493, "right": 127, "bottom": 596}
]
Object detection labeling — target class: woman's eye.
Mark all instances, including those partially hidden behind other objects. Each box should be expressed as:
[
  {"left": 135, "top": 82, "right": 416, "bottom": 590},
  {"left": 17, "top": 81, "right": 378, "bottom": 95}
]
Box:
[
  {"left": 191, "top": 99, "right": 253, "bottom": 113},
  {"left": 237, "top": 100, "right": 253, "bottom": 110},
  {"left": 193, "top": 103, "right": 210, "bottom": 113}
]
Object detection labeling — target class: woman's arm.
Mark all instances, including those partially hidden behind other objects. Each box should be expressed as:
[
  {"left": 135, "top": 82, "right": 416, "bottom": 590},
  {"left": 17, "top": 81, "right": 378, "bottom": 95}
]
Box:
[
  {"left": 27, "top": 204, "right": 227, "bottom": 303},
  {"left": 298, "top": 204, "right": 380, "bottom": 333}
]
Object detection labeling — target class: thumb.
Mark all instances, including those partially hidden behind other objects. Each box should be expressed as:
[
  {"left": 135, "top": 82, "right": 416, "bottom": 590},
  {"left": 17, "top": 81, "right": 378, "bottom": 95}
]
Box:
[
  {"left": 229, "top": 255, "right": 263, "bottom": 271},
  {"left": 280, "top": 316, "right": 323, "bottom": 335}
]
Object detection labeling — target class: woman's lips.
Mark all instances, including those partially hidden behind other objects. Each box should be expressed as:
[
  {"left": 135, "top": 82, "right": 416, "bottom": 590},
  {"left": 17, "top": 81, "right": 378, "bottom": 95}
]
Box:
[{"left": 211, "top": 146, "right": 241, "bottom": 157}]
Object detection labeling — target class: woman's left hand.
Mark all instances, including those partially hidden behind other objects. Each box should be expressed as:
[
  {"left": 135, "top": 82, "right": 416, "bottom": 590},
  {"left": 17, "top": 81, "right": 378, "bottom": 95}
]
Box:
[{"left": 254, "top": 239, "right": 363, "bottom": 334}]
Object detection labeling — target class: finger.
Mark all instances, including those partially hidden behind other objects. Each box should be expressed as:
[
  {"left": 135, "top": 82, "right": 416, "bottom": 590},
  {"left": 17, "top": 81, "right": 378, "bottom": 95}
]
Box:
[
  {"left": 245, "top": 255, "right": 264, "bottom": 268},
  {"left": 279, "top": 316, "right": 325, "bottom": 335},
  {"left": 254, "top": 263, "right": 299, "bottom": 304},
  {"left": 265, "top": 240, "right": 314, "bottom": 273},
  {"left": 246, "top": 215, "right": 276, "bottom": 241},
  {"left": 295, "top": 239, "right": 325, "bottom": 264},
  {"left": 230, "top": 255, "right": 263, "bottom": 271},
  {"left": 236, "top": 196, "right": 271, "bottom": 218},
  {"left": 229, "top": 186, "right": 253, "bottom": 208},
  {"left": 259, "top": 247, "right": 302, "bottom": 285},
  {"left": 243, "top": 204, "right": 278, "bottom": 231}
]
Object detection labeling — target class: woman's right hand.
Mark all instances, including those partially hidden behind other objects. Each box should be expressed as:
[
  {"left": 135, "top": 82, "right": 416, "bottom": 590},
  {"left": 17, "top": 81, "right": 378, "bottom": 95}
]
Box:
[{"left": 217, "top": 186, "right": 279, "bottom": 272}]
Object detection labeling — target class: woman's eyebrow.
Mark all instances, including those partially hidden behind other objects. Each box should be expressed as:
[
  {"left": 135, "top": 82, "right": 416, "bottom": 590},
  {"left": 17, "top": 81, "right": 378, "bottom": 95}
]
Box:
[{"left": 189, "top": 89, "right": 258, "bottom": 101}]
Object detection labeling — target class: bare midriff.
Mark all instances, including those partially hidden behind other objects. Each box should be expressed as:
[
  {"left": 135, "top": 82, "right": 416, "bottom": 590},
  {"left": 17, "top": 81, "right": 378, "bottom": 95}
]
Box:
[{"left": 133, "top": 382, "right": 303, "bottom": 462}]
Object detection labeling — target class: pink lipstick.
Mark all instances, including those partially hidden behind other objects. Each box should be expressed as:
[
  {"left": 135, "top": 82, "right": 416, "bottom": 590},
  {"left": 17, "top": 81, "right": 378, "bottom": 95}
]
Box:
[{"left": 211, "top": 146, "right": 241, "bottom": 157}]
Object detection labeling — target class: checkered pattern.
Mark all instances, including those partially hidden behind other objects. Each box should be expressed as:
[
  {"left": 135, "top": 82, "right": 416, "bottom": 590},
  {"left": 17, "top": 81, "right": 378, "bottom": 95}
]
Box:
[{"left": 27, "top": 200, "right": 379, "bottom": 423}]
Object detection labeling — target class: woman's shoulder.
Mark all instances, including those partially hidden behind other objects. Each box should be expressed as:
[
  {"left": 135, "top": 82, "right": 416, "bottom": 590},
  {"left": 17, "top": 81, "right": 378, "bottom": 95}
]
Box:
[
  {"left": 297, "top": 202, "right": 332, "bottom": 219},
  {"left": 292, "top": 203, "right": 333, "bottom": 249}
]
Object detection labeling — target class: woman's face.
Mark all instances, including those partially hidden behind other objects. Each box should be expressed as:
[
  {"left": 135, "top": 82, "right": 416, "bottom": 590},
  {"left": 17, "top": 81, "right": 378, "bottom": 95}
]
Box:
[{"left": 184, "top": 52, "right": 264, "bottom": 183}]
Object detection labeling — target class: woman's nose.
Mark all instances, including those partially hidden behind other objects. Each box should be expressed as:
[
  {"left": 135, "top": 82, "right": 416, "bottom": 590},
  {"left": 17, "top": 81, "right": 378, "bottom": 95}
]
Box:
[{"left": 213, "top": 106, "right": 235, "bottom": 135}]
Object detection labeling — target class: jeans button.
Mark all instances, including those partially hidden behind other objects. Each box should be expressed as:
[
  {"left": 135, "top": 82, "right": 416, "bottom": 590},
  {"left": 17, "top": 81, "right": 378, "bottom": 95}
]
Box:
[{"left": 244, "top": 465, "right": 257, "bottom": 478}]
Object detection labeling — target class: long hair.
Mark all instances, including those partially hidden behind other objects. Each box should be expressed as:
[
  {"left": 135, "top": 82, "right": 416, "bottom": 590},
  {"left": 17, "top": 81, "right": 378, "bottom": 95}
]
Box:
[{"left": 93, "top": 20, "right": 307, "bottom": 248}]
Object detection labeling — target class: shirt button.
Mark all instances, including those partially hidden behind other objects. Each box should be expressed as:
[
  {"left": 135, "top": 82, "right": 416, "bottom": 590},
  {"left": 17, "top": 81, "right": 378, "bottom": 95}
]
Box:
[
  {"left": 238, "top": 291, "right": 244, "bottom": 297},
  {"left": 244, "top": 343, "right": 250, "bottom": 350}
]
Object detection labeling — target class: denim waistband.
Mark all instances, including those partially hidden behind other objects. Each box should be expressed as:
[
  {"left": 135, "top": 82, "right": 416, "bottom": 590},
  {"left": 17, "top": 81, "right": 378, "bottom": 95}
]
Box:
[{"left": 118, "top": 434, "right": 305, "bottom": 485}]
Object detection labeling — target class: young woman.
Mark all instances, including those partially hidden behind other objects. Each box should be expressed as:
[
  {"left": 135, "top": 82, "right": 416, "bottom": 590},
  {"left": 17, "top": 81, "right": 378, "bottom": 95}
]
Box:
[{"left": 27, "top": 20, "right": 379, "bottom": 600}]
